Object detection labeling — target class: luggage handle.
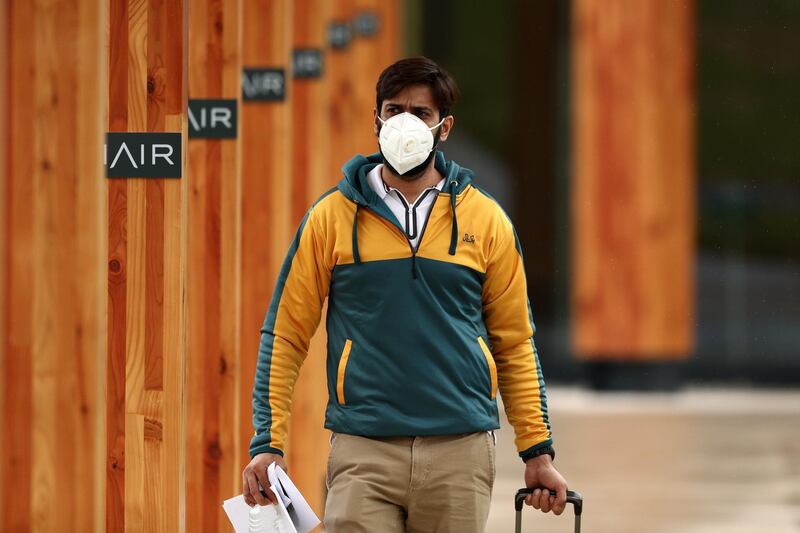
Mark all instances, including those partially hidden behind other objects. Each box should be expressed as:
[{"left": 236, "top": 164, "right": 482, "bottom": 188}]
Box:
[{"left": 514, "top": 488, "right": 583, "bottom": 533}]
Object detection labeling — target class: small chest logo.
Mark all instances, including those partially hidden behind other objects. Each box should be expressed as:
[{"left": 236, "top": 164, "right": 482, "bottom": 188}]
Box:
[{"left": 462, "top": 233, "right": 476, "bottom": 244}]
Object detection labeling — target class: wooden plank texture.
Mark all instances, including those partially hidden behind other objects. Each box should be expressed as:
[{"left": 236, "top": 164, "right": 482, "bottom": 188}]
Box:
[
  {"left": 374, "top": 0, "right": 402, "bottom": 84},
  {"left": 1, "top": 1, "right": 407, "bottom": 530},
  {"left": 239, "top": 0, "right": 292, "bottom": 478},
  {"left": 328, "top": 0, "right": 358, "bottom": 174},
  {"left": 351, "top": 0, "right": 381, "bottom": 156},
  {"left": 106, "top": 1, "right": 188, "bottom": 532},
  {"left": 348, "top": 0, "right": 402, "bottom": 157},
  {"left": 571, "top": 0, "right": 696, "bottom": 359},
  {"left": 0, "top": 1, "right": 7, "bottom": 521},
  {"left": 1, "top": 1, "right": 106, "bottom": 531},
  {"left": 288, "top": 0, "right": 331, "bottom": 519},
  {"left": 186, "top": 0, "right": 243, "bottom": 531},
  {"left": 2, "top": 1, "right": 34, "bottom": 527}
]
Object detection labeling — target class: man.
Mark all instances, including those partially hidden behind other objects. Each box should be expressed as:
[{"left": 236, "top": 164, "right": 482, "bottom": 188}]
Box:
[{"left": 242, "top": 57, "right": 569, "bottom": 532}]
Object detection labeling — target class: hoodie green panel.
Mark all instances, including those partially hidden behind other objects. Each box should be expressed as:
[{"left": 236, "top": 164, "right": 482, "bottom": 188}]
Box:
[{"left": 323, "top": 255, "right": 501, "bottom": 437}]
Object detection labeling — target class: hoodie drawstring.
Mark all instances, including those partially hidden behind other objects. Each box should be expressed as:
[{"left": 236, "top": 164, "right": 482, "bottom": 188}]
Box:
[
  {"left": 352, "top": 203, "right": 361, "bottom": 264},
  {"left": 351, "top": 178, "right": 459, "bottom": 273},
  {"left": 448, "top": 179, "right": 459, "bottom": 255}
]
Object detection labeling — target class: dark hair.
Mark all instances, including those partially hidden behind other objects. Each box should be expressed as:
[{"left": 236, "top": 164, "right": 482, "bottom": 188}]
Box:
[{"left": 376, "top": 57, "right": 460, "bottom": 119}]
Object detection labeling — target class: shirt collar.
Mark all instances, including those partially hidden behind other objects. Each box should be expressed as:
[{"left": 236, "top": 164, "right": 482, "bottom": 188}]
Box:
[{"left": 366, "top": 164, "right": 445, "bottom": 202}]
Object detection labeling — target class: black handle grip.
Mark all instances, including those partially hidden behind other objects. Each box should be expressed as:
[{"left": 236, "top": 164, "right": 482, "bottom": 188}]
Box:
[{"left": 515, "top": 487, "right": 583, "bottom": 515}]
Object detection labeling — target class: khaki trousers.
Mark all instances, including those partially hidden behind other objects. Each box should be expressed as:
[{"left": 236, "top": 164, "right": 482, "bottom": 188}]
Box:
[{"left": 323, "top": 431, "right": 496, "bottom": 533}]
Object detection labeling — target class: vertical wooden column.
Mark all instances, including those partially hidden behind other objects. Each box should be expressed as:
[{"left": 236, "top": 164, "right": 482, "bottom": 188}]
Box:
[
  {"left": 106, "top": 1, "right": 188, "bottom": 531},
  {"left": 351, "top": 0, "right": 382, "bottom": 155},
  {"left": 571, "top": 0, "right": 695, "bottom": 360},
  {"left": 0, "top": 3, "right": 6, "bottom": 520},
  {"left": 375, "top": 0, "right": 403, "bottom": 76},
  {"left": 349, "top": 0, "right": 403, "bottom": 156},
  {"left": 1, "top": 1, "right": 106, "bottom": 531},
  {"left": 328, "top": 0, "right": 357, "bottom": 171},
  {"left": 0, "top": 3, "right": 9, "bottom": 524},
  {"left": 239, "top": 0, "right": 293, "bottom": 472},
  {"left": 287, "top": 0, "right": 331, "bottom": 518},
  {"left": 186, "top": 1, "right": 242, "bottom": 532},
  {"left": 292, "top": 0, "right": 332, "bottom": 221}
]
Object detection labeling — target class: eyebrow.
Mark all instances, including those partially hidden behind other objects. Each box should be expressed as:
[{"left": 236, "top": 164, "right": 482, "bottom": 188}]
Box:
[{"left": 384, "top": 103, "right": 433, "bottom": 113}]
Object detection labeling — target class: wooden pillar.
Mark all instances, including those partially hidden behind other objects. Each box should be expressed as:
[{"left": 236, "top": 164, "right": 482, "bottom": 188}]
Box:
[
  {"left": 1, "top": 1, "right": 106, "bottom": 531},
  {"left": 186, "top": 1, "right": 242, "bottom": 532},
  {"left": 106, "top": 1, "right": 188, "bottom": 531},
  {"left": 328, "top": 0, "right": 358, "bottom": 171},
  {"left": 375, "top": 0, "right": 403, "bottom": 74},
  {"left": 239, "top": 0, "right": 293, "bottom": 474},
  {"left": 288, "top": 0, "right": 331, "bottom": 518},
  {"left": 571, "top": 0, "right": 695, "bottom": 360},
  {"left": 291, "top": 0, "right": 331, "bottom": 222},
  {"left": 0, "top": 3, "right": 6, "bottom": 521},
  {"left": 351, "top": 0, "right": 382, "bottom": 155},
  {"left": 0, "top": 2, "right": 9, "bottom": 524},
  {"left": 349, "top": 0, "right": 403, "bottom": 156},
  {"left": 290, "top": 2, "right": 330, "bottom": 222}
]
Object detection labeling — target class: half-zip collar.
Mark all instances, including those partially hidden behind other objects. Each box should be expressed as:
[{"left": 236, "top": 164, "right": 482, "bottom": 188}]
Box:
[
  {"left": 339, "top": 151, "right": 474, "bottom": 274},
  {"left": 366, "top": 164, "right": 445, "bottom": 250}
]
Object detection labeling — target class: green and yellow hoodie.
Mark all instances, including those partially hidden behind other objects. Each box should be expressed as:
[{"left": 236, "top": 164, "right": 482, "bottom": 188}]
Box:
[{"left": 250, "top": 151, "right": 553, "bottom": 462}]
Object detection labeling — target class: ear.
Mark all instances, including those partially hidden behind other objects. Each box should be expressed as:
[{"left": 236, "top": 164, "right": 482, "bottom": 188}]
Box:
[
  {"left": 373, "top": 108, "right": 380, "bottom": 137},
  {"left": 438, "top": 115, "right": 455, "bottom": 142}
]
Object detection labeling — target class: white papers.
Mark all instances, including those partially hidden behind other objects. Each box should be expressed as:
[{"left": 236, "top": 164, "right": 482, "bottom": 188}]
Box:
[
  {"left": 267, "top": 462, "right": 321, "bottom": 533},
  {"left": 222, "top": 494, "right": 252, "bottom": 533},
  {"left": 222, "top": 463, "right": 321, "bottom": 533}
]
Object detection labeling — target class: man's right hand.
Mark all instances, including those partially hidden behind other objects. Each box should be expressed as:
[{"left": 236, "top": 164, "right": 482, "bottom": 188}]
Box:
[{"left": 242, "top": 453, "right": 288, "bottom": 507}]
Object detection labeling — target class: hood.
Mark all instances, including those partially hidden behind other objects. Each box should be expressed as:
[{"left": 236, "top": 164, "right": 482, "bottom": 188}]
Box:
[
  {"left": 336, "top": 151, "right": 475, "bottom": 272},
  {"left": 337, "top": 150, "right": 474, "bottom": 205}
]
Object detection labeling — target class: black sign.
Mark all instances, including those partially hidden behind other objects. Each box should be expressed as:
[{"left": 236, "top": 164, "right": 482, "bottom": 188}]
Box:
[
  {"left": 242, "top": 68, "right": 285, "bottom": 101},
  {"left": 353, "top": 12, "right": 379, "bottom": 37},
  {"left": 105, "top": 132, "right": 182, "bottom": 178},
  {"left": 293, "top": 49, "right": 323, "bottom": 79},
  {"left": 328, "top": 21, "right": 352, "bottom": 49},
  {"left": 188, "top": 99, "right": 237, "bottom": 138}
]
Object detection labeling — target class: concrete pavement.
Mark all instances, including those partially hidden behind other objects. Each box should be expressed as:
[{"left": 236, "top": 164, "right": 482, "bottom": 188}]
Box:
[{"left": 486, "top": 387, "right": 800, "bottom": 533}]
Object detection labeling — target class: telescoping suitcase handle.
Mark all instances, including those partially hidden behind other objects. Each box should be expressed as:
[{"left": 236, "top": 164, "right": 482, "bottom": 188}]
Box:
[{"left": 514, "top": 488, "right": 583, "bottom": 533}]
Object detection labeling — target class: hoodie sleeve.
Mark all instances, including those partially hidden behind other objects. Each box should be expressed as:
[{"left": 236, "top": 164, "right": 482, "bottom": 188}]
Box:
[
  {"left": 482, "top": 213, "right": 553, "bottom": 462},
  {"left": 249, "top": 206, "right": 331, "bottom": 459}
]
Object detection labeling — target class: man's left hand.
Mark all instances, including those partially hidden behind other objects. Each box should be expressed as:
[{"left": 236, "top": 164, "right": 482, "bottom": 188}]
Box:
[{"left": 523, "top": 454, "right": 569, "bottom": 515}]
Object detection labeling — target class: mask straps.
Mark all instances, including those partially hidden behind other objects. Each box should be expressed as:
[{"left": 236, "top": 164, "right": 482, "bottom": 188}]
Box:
[
  {"left": 376, "top": 113, "right": 447, "bottom": 131},
  {"left": 428, "top": 115, "right": 447, "bottom": 131}
]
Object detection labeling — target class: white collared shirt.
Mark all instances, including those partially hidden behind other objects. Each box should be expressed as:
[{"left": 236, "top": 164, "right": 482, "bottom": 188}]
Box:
[{"left": 366, "top": 164, "right": 445, "bottom": 249}]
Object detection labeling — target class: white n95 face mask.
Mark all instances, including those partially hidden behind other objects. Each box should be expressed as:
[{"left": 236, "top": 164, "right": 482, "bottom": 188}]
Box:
[{"left": 377, "top": 112, "right": 446, "bottom": 176}]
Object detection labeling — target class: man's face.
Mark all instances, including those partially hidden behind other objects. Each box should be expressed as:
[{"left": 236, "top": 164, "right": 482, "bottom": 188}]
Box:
[{"left": 373, "top": 84, "right": 453, "bottom": 141}]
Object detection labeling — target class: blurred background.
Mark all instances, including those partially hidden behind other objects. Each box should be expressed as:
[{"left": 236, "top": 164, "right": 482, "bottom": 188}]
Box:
[
  {"left": 1, "top": 0, "right": 798, "bottom": 532},
  {"left": 410, "top": 2, "right": 800, "bottom": 530},
  {"left": 409, "top": 0, "right": 799, "bottom": 387}
]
